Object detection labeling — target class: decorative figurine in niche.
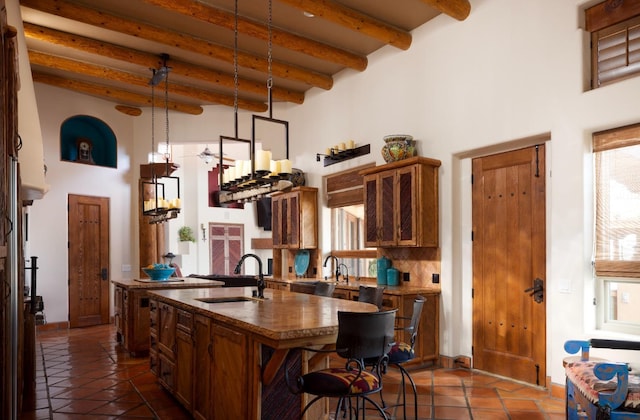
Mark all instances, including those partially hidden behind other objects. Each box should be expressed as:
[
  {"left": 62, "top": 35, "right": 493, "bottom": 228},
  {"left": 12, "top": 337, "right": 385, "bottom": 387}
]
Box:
[{"left": 76, "top": 137, "right": 95, "bottom": 164}]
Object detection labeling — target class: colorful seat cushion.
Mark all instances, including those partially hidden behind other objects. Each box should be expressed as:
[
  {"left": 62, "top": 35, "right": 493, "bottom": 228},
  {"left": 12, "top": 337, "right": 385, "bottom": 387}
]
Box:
[
  {"left": 300, "top": 368, "right": 381, "bottom": 396},
  {"left": 565, "top": 360, "right": 640, "bottom": 412},
  {"left": 388, "top": 341, "right": 414, "bottom": 364}
]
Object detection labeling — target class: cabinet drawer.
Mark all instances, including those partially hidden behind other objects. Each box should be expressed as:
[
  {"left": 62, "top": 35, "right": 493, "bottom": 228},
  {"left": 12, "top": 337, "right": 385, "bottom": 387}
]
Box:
[{"left": 176, "top": 309, "right": 193, "bottom": 333}]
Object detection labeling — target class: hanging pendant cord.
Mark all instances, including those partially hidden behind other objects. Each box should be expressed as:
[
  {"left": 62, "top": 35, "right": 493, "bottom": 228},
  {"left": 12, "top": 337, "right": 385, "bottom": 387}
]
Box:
[
  {"left": 267, "top": 0, "right": 273, "bottom": 119},
  {"left": 234, "top": 0, "right": 239, "bottom": 140},
  {"left": 150, "top": 75, "right": 155, "bottom": 165},
  {"left": 164, "top": 58, "right": 170, "bottom": 171}
]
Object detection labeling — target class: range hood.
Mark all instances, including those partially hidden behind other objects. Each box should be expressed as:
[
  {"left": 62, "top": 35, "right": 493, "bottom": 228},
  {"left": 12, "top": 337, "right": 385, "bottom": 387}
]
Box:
[{"left": 7, "top": 0, "right": 49, "bottom": 201}]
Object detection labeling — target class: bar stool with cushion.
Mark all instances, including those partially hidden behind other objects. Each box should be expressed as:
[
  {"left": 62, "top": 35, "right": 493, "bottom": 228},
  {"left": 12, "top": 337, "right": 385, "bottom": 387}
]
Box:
[
  {"left": 314, "top": 281, "right": 337, "bottom": 297},
  {"left": 386, "top": 295, "right": 426, "bottom": 419},
  {"left": 286, "top": 309, "right": 397, "bottom": 419},
  {"left": 358, "top": 285, "right": 385, "bottom": 310}
]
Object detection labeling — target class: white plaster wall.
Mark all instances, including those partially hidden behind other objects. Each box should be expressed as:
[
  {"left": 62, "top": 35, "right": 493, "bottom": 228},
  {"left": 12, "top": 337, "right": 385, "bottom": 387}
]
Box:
[
  {"left": 26, "top": 0, "right": 640, "bottom": 386},
  {"left": 28, "top": 84, "right": 135, "bottom": 324}
]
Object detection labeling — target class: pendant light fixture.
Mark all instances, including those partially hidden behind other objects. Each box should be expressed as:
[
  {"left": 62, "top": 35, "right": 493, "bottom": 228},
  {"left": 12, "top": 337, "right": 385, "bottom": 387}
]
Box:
[
  {"left": 141, "top": 54, "right": 181, "bottom": 223},
  {"left": 218, "top": 0, "right": 292, "bottom": 204}
]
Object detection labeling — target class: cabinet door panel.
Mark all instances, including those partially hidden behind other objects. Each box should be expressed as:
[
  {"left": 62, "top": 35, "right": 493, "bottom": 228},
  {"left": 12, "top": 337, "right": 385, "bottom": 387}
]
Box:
[
  {"left": 193, "top": 315, "right": 212, "bottom": 420},
  {"left": 212, "top": 324, "right": 248, "bottom": 419},
  {"left": 288, "top": 195, "right": 299, "bottom": 247},
  {"left": 175, "top": 329, "right": 193, "bottom": 410},
  {"left": 272, "top": 198, "right": 282, "bottom": 247},
  {"left": 380, "top": 172, "right": 396, "bottom": 245},
  {"left": 397, "top": 166, "right": 417, "bottom": 245},
  {"left": 364, "top": 177, "right": 378, "bottom": 246}
]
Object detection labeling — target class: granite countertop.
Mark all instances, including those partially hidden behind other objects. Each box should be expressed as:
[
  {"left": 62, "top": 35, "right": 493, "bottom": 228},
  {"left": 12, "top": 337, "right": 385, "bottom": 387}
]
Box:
[
  {"left": 267, "top": 277, "right": 441, "bottom": 295},
  {"left": 111, "top": 277, "right": 225, "bottom": 289},
  {"left": 148, "top": 287, "right": 378, "bottom": 349}
]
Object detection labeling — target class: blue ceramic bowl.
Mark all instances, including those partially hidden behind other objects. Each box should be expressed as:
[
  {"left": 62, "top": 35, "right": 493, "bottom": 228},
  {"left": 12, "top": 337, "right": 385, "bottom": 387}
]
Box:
[{"left": 142, "top": 267, "right": 176, "bottom": 281}]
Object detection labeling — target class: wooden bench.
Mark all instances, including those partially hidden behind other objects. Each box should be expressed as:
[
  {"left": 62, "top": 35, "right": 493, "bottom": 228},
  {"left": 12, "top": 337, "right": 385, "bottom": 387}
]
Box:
[{"left": 564, "top": 339, "right": 640, "bottom": 419}]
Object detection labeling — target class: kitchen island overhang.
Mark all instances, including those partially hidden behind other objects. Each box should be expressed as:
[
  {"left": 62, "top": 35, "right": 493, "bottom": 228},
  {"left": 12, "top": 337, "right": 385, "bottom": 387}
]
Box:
[{"left": 147, "top": 287, "right": 379, "bottom": 419}]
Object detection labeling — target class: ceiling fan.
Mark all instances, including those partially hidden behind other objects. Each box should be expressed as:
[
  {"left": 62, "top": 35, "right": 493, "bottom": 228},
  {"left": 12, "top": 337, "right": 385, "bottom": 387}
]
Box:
[{"left": 197, "top": 146, "right": 235, "bottom": 164}]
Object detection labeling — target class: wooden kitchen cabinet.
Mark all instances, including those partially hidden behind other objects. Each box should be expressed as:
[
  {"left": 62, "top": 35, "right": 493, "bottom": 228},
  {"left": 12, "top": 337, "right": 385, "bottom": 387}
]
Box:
[
  {"left": 211, "top": 323, "right": 248, "bottom": 419},
  {"left": 112, "top": 279, "right": 222, "bottom": 356},
  {"left": 271, "top": 187, "right": 318, "bottom": 249},
  {"left": 156, "top": 301, "right": 176, "bottom": 390},
  {"left": 193, "top": 315, "right": 213, "bottom": 420},
  {"left": 175, "top": 309, "right": 193, "bottom": 410},
  {"left": 361, "top": 157, "right": 441, "bottom": 248}
]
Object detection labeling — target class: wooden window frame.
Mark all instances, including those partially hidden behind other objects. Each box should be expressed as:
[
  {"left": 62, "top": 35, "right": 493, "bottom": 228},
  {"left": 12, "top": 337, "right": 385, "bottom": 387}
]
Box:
[{"left": 586, "top": 1, "right": 640, "bottom": 88}]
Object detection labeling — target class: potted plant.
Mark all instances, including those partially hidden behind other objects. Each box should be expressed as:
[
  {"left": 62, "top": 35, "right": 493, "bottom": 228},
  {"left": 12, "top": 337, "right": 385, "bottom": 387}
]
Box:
[
  {"left": 178, "top": 226, "right": 196, "bottom": 242},
  {"left": 177, "top": 226, "right": 196, "bottom": 255}
]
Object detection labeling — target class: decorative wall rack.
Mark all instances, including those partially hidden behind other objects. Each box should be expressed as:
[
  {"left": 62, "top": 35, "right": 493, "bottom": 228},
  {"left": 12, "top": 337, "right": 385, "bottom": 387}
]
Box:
[{"left": 316, "top": 144, "right": 370, "bottom": 167}]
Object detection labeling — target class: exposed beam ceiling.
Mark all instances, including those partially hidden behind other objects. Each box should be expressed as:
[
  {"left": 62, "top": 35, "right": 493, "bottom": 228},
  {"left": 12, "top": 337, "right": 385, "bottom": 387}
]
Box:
[{"left": 20, "top": 0, "right": 471, "bottom": 115}]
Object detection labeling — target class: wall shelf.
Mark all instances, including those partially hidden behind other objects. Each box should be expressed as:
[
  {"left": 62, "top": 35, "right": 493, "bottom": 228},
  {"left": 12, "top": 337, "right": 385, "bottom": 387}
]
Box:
[{"left": 317, "top": 144, "right": 370, "bottom": 167}]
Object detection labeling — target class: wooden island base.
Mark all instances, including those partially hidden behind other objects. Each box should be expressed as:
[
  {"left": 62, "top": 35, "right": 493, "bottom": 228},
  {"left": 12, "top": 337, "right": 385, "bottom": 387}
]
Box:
[{"left": 147, "top": 287, "right": 378, "bottom": 420}]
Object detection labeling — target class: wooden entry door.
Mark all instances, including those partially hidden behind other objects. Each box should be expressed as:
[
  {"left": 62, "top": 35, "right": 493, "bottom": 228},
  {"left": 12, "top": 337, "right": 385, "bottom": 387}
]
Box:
[
  {"left": 68, "top": 194, "right": 110, "bottom": 328},
  {"left": 209, "top": 223, "right": 243, "bottom": 275},
  {"left": 472, "top": 145, "right": 546, "bottom": 385}
]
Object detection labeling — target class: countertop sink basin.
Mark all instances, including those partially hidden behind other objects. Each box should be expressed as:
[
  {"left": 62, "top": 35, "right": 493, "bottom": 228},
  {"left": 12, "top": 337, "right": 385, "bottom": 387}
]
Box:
[{"left": 196, "top": 296, "right": 257, "bottom": 304}]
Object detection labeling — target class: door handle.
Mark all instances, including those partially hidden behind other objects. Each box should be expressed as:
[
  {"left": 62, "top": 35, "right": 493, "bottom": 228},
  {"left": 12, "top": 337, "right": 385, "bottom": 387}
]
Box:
[
  {"left": 101, "top": 268, "right": 108, "bottom": 281},
  {"left": 524, "top": 278, "right": 544, "bottom": 303}
]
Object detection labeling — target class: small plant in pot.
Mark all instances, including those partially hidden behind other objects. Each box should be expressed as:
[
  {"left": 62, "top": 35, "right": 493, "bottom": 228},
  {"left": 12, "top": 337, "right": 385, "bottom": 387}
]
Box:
[{"left": 178, "top": 226, "right": 196, "bottom": 242}]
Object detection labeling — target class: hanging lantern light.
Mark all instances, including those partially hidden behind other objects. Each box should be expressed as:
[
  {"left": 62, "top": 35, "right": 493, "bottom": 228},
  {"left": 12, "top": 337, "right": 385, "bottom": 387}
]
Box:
[
  {"left": 217, "top": 0, "right": 293, "bottom": 204},
  {"left": 141, "top": 54, "right": 181, "bottom": 223}
]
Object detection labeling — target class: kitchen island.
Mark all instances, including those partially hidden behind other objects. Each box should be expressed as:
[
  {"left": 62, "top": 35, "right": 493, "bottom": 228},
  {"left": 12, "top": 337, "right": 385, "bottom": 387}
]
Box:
[
  {"left": 147, "top": 287, "right": 378, "bottom": 420},
  {"left": 111, "top": 277, "right": 224, "bottom": 356}
]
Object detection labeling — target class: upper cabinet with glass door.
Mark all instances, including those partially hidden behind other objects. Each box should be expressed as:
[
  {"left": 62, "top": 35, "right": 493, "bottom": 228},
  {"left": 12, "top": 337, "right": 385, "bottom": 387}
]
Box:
[{"left": 360, "top": 157, "right": 441, "bottom": 248}]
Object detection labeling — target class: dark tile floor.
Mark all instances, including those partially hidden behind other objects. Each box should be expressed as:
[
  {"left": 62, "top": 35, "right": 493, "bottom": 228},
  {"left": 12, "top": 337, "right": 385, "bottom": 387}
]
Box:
[{"left": 21, "top": 324, "right": 565, "bottom": 419}]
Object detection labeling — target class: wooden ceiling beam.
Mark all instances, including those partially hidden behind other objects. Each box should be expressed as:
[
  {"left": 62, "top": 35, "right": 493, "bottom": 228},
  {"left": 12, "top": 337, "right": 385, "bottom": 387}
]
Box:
[
  {"left": 276, "top": 0, "right": 412, "bottom": 50},
  {"left": 141, "top": 0, "right": 368, "bottom": 71},
  {"left": 24, "top": 23, "right": 304, "bottom": 105},
  {"left": 32, "top": 72, "right": 204, "bottom": 115},
  {"left": 28, "top": 51, "right": 268, "bottom": 112},
  {"left": 420, "top": 0, "right": 471, "bottom": 21},
  {"left": 21, "top": 0, "right": 333, "bottom": 90}
]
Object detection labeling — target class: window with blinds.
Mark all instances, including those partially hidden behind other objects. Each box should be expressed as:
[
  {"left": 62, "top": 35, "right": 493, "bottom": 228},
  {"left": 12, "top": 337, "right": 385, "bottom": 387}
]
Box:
[
  {"left": 586, "top": 1, "right": 640, "bottom": 88},
  {"left": 593, "top": 123, "right": 640, "bottom": 334}
]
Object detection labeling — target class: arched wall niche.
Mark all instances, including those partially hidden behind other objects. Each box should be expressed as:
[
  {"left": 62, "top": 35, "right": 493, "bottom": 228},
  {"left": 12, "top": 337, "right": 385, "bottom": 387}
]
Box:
[{"left": 60, "top": 115, "right": 117, "bottom": 168}]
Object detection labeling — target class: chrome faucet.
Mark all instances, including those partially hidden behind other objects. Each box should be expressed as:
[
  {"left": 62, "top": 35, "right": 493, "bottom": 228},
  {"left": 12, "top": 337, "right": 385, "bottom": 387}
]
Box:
[
  {"left": 234, "top": 253, "right": 266, "bottom": 299},
  {"left": 323, "top": 255, "right": 340, "bottom": 281},
  {"left": 338, "top": 263, "right": 349, "bottom": 284}
]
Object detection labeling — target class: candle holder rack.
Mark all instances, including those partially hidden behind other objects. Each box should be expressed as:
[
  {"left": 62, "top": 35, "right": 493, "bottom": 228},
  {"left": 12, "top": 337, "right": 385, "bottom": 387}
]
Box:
[{"left": 316, "top": 144, "right": 370, "bottom": 167}]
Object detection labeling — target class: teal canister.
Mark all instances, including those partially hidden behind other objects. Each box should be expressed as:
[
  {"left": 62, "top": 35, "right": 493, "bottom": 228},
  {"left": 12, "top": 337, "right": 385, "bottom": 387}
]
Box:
[
  {"left": 376, "top": 257, "right": 391, "bottom": 285},
  {"left": 386, "top": 267, "right": 399, "bottom": 286}
]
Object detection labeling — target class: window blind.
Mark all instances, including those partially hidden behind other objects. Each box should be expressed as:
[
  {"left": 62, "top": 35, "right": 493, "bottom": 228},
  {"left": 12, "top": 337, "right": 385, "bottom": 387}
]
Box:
[
  {"left": 593, "top": 17, "right": 640, "bottom": 87},
  {"left": 593, "top": 123, "right": 640, "bottom": 276}
]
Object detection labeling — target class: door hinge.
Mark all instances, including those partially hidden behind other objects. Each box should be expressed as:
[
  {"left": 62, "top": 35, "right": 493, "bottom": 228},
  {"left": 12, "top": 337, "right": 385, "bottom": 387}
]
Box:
[
  {"left": 471, "top": 174, "right": 474, "bottom": 184},
  {"left": 471, "top": 231, "right": 474, "bottom": 241},
  {"left": 593, "top": 297, "right": 597, "bottom": 306},
  {"left": 471, "top": 288, "right": 474, "bottom": 298},
  {"left": 471, "top": 346, "right": 474, "bottom": 356}
]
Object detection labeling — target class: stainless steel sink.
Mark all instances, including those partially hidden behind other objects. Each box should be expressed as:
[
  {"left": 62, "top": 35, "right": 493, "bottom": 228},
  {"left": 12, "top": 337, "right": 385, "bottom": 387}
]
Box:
[{"left": 195, "top": 296, "right": 257, "bottom": 304}]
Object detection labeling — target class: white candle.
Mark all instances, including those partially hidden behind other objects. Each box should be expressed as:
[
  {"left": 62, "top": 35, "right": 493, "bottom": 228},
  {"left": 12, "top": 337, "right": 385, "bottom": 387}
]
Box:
[
  {"left": 256, "top": 150, "right": 271, "bottom": 172},
  {"left": 243, "top": 159, "right": 252, "bottom": 177},
  {"left": 279, "top": 159, "right": 292, "bottom": 174},
  {"left": 347, "top": 140, "right": 355, "bottom": 149},
  {"left": 270, "top": 159, "right": 280, "bottom": 174},
  {"left": 339, "top": 142, "right": 346, "bottom": 151}
]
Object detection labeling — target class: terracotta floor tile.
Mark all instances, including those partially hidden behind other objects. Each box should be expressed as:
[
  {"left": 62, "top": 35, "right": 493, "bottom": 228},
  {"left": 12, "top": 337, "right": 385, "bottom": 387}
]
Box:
[
  {"left": 22, "top": 323, "right": 563, "bottom": 420},
  {"left": 433, "top": 405, "right": 472, "bottom": 419},
  {"left": 471, "top": 408, "right": 511, "bottom": 419},
  {"left": 502, "top": 397, "right": 540, "bottom": 411}
]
